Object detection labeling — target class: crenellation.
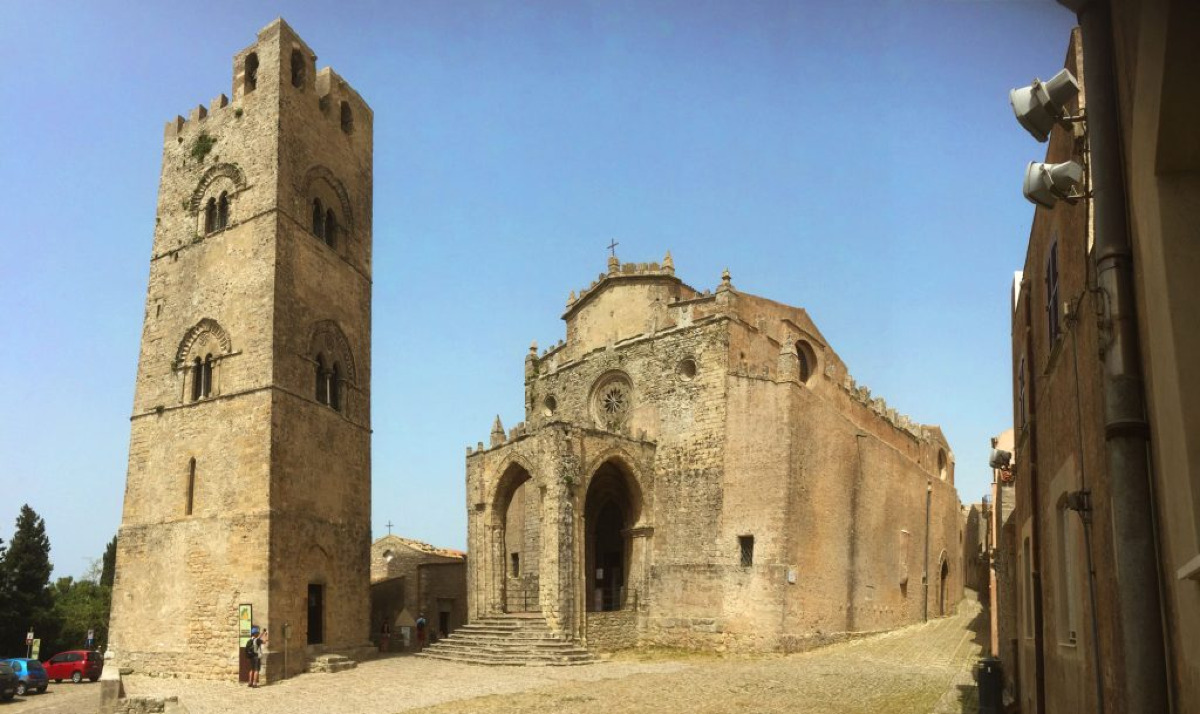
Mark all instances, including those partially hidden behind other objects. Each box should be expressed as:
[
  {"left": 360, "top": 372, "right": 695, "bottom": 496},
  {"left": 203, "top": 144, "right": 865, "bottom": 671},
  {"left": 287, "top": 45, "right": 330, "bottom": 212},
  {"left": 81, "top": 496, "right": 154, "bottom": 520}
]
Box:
[
  {"left": 468, "top": 254, "right": 960, "bottom": 654},
  {"left": 112, "top": 18, "right": 374, "bottom": 683}
]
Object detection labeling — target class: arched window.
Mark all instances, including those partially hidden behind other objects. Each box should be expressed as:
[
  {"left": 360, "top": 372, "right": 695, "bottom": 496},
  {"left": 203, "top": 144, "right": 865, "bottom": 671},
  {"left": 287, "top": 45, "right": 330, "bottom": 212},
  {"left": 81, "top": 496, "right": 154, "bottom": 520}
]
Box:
[
  {"left": 325, "top": 209, "right": 337, "bottom": 248},
  {"left": 216, "top": 192, "right": 229, "bottom": 231},
  {"left": 202, "top": 354, "right": 214, "bottom": 398},
  {"left": 315, "top": 354, "right": 329, "bottom": 405},
  {"left": 204, "top": 198, "right": 217, "bottom": 234},
  {"left": 312, "top": 199, "right": 325, "bottom": 240},
  {"left": 340, "top": 102, "right": 353, "bottom": 134},
  {"left": 186, "top": 458, "right": 196, "bottom": 516},
  {"left": 191, "top": 357, "right": 204, "bottom": 402},
  {"left": 291, "top": 50, "right": 305, "bottom": 89},
  {"left": 938, "top": 449, "right": 948, "bottom": 481},
  {"left": 795, "top": 340, "right": 817, "bottom": 384},
  {"left": 330, "top": 362, "right": 342, "bottom": 411},
  {"left": 244, "top": 53, "right": 259, "bottom": 93}
]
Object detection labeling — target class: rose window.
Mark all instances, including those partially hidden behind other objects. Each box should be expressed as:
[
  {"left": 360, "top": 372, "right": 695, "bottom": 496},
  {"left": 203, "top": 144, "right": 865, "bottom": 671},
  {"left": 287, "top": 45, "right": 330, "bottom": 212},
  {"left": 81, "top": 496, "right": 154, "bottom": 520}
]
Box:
[{"left": 591, "top": 374, "right": 633, "bottom": 431}]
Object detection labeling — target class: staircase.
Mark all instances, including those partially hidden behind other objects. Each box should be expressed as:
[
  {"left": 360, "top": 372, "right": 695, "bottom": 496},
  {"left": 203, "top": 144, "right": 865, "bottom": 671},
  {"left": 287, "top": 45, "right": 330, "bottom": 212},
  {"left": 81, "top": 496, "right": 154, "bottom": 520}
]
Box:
[
  {"left": 307, "top": 653, "right": 357, "bottom": 674},
  {"left": 417, "top": 613, "right": 596, "bottom": 666}
]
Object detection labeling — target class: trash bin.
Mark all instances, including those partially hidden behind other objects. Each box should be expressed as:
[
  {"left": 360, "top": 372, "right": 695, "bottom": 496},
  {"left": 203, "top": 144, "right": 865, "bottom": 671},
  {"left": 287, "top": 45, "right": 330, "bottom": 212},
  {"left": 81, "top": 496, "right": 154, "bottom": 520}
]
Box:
[{"left": 976, "top": 656, "right": 1003, "bottom": 714}]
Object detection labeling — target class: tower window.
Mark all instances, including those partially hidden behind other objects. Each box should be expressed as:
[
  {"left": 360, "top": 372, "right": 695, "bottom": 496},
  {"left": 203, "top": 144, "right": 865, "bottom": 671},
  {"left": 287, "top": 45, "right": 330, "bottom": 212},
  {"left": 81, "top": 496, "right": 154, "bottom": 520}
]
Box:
[
  {"left": 325, "top": 209, "right": 337, "bottom": 248},
  {"left": 204, "top": 198, "right": 217, "bottom": 234},
  {"left": 190, "top": 357, "right": 203, "bottom": 401},
  {"left": 511, "top": 553, "right": 520, "bottom": 577},
  {"left": 738, "top": 535, "right": 754, "bottom": 567},
  {"left": 244, "top": 53, "right": 259, "bottom": 93},
  {"left": 330, "top": 362, "right": 342, "bottom": 411},
  {"left": 216, "top": 192, "right": 229, "bottom": 231},
  {"left": 340, "top": 102, "right": 354, "bottom": 134},
  {"left": 795, "top": 340, "right": 817, "bottom": 384},
  {"left": 315, "top": 354, "right": 329, "bottom": 405},
  {"left": 291, "top": 50, "right": 305, "bottom": 89},
  {"left": 186, "top": 458, "right": 196, "bottom": 516},
  {"left": 312, "top": 199, "right": 325, "bottom": 240},
  {"left": 1046, "top": 240, "right": 1061, "bottom": 344}
]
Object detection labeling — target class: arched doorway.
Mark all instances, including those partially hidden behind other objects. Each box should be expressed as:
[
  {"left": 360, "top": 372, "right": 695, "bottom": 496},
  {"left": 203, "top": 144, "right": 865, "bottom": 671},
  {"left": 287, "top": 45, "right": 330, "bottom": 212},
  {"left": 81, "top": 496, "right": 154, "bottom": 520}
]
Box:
[
  {"left": 494, "top": 463, "right": 540, "bottom": 613},
  {"left": 938, "top": 555, "right": 950, "bottom": 616},
  {"left": 584, "top": 460, "right": 641, "bottom": 612}
]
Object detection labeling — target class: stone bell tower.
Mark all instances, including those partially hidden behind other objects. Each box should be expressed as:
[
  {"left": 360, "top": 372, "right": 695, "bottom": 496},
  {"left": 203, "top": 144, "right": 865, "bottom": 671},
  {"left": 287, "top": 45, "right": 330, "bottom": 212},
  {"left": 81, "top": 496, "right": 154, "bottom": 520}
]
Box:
[{"left": 109, "top": 19, "right": 373, "bottom": 680}]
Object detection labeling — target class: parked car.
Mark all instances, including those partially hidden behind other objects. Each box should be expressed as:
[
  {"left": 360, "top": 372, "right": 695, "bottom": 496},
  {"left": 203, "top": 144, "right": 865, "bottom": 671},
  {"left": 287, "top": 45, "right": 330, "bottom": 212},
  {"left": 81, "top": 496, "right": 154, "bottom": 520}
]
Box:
[
  {"left": 0, "top": 661, "right": 17, "bottom": 701},
  {"left": 3, "top": 658, "right": 48, "bottom": 696},
  {"left": 42, "top": 650, "right": 103, "bottom": 683}
]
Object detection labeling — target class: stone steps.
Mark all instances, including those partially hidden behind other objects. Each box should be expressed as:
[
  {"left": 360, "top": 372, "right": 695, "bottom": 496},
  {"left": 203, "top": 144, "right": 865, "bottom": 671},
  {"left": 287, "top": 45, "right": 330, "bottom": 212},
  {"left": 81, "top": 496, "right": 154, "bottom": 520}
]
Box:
[
  {"left": 307, "top": 654, "right": 357, "bottom": 674},
  {"left": 418, "top": 614, "right": 596, "bottom": 667}
]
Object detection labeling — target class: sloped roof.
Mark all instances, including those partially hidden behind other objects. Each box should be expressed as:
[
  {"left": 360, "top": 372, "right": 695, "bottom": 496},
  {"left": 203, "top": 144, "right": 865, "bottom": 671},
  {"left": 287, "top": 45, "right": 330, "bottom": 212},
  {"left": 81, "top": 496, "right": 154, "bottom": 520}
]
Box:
[{"left": 372, "top": 534, "right": 465, "bottom": 560}]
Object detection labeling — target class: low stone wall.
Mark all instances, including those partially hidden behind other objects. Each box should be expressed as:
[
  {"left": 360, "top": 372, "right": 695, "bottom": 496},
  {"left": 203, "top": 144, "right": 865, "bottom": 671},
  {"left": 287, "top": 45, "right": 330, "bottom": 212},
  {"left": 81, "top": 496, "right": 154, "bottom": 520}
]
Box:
[{"left": 586, "top": 610, "right": 638, "bottom": 651}]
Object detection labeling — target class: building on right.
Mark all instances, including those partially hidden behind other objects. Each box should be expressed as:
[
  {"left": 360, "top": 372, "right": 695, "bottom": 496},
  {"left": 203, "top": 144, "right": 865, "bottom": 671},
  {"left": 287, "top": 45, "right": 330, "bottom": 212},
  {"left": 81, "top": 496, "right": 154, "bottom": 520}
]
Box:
[{"left": 1009, "top": 3, "right": 1200, "bottom": 712}]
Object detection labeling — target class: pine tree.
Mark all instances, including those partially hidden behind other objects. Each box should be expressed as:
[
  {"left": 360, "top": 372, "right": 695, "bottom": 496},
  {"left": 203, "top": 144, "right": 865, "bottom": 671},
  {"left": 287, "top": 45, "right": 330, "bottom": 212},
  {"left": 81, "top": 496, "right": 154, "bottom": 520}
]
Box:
[
  {"left": 1, "top": 505, "right": 53, "bottom": 653},
  {"left": 100, "top": 535, "right": 117, "bottom": 588}
]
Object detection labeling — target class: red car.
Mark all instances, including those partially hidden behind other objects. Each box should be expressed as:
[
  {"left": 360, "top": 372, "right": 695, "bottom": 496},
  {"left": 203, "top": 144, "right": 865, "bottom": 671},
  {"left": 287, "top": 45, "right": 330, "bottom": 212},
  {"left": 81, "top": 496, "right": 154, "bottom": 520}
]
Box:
[{"left": 42, "top": 650, "right": 103, "bottom": 683}]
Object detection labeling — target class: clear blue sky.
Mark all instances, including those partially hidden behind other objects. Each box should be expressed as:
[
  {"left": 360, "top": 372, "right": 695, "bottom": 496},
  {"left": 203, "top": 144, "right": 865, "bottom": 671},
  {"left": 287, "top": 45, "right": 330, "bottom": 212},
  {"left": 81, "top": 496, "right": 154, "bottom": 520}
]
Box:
[{"left": 0, "top": 1, "right": 1075, "bottom": 579}]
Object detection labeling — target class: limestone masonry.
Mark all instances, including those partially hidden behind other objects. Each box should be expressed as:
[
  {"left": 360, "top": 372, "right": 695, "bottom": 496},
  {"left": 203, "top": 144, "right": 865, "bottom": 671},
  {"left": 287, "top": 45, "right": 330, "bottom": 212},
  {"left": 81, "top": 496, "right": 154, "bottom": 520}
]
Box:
[
  {"left": 109, "top": 19, "right": 374, "bottom": 680},
  {"left": 466, "top": 254, "right": 963, "bottom": 652}
]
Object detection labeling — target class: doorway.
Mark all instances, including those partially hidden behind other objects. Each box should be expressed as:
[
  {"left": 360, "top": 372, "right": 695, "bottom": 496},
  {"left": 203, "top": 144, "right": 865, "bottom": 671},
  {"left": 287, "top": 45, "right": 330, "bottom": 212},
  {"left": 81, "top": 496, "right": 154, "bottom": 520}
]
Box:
[
  {"left": 939, "top": 558, "right": 950, "bottom": 616},
  {"left": 584, "top": 460, "right": 641, "bottom": 612},
  {"left": 307, "top": 583, "right": 324, "bottom": 645}
]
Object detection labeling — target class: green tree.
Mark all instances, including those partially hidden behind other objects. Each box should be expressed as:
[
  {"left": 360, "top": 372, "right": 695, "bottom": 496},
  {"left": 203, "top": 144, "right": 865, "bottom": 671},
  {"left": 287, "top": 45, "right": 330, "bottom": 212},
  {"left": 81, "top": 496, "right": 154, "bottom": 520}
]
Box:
[
  {"left": 45, "top": 575, "right": 111, "bottom": 654},
  {"left": 1, "top": 505, "right": 53, "bottom": 654},
  {"left": 100, "top": 535, "right": 117, "bottom": 588}
]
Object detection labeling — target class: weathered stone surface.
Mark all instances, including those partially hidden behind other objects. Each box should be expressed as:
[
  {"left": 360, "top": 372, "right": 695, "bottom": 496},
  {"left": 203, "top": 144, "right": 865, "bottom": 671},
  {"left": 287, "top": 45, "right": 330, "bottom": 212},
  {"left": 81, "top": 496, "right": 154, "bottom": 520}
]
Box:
[
  {"left": 467, "top": 258, "right": 963, "bottom": 654},
  {"left": 109, "top": 18, "right": 374, "bottom": 682}
]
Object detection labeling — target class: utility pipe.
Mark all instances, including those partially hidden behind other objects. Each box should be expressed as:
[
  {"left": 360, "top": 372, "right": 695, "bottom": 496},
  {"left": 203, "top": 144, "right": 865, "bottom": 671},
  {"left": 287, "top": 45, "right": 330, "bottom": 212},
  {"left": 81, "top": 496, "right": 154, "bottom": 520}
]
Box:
[{"left": 1055, "top": 2, "right": 1170, "bottom": 712}]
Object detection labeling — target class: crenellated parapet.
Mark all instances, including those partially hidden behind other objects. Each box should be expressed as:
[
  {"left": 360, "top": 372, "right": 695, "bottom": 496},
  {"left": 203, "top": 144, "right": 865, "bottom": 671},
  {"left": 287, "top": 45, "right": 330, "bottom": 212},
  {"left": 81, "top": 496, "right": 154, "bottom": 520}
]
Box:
[
  {"left": 565, "top": 251, "right": 680, "bottom": 311},
  {"left": 839, "top": 374, "right": 930, "bottom": 441}
]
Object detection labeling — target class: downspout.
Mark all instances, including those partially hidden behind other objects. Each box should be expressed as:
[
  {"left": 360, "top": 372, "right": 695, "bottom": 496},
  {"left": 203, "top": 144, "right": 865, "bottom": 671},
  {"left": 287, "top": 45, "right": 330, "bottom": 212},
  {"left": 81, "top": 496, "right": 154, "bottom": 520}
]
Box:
[
  {"left": 923, "top": 478, "right": 932, "bottom": 622},
  {"left": 1022, "top": 288, "right": 1047, "bottom": 714},
  {"left": 1055, "top": 2, "right": 1170, "bottom": 712}
]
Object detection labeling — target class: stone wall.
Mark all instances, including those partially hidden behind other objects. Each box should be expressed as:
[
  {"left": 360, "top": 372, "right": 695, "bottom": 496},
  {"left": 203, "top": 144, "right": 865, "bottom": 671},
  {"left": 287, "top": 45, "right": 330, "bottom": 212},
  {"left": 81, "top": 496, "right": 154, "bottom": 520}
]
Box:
[
  {"left": 586, "top": 610, "right": 638, "bottom": 652},
  {"left": 110, "top": 19, "right": 373, "bottom": 681},
  {"left": 466, "top": 259, "right": 963, "bottom": 654}
]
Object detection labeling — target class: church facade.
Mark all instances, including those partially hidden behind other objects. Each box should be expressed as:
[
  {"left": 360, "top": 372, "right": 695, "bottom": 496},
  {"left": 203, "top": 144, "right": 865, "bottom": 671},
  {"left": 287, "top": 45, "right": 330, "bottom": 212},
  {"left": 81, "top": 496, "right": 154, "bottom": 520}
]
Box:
[{"left": 466, "top": 255, "right": 963, "bottom": 652}]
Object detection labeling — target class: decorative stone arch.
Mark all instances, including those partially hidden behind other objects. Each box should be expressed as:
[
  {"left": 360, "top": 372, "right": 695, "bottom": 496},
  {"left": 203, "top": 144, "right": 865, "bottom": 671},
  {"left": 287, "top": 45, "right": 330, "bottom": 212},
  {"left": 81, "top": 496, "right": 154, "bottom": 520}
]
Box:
[
  {"left": 301, "top": 165, "right": 355, "bottom": 241},
  {"left": 578, "top": 449, "right": 646, "bottom": 523},
  {"left": 309, "top": 320, "right": 357, "bottom": 383},
  {"left": 175, "top": 318, "right": 232, "bottom": 368},
  {"left": 489, "top": 457, "right": 541, "bottom": 613},
  {"left": 175, "top": 318, "right": 232, "bottom": 403},
  {"left": 310, "top": 320, "right": 356, "bottom": 412},
  {"left": 188, "top": 163, "right": 248, "bottom": 215},
  {"left": 580, "top": 453, "right": 646, "bottom": 613}
]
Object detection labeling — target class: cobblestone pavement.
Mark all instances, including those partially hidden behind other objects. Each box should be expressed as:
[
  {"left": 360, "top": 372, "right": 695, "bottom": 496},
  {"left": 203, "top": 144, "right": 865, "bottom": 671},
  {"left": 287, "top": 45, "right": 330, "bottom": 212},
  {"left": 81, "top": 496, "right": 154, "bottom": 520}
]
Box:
[
  {"left": 0, "top": 681, "right": 100, "bottom": 714},
  {"left": 127, "top": 597, "right": 985, "bottom": 714}
]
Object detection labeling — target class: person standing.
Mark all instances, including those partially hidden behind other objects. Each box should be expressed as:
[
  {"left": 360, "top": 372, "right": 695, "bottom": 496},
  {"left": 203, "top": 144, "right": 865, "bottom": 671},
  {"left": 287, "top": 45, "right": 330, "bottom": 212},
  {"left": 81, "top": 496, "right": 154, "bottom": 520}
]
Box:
[{"left": 246, "top": 626, "right": 265, "bottom": 687}]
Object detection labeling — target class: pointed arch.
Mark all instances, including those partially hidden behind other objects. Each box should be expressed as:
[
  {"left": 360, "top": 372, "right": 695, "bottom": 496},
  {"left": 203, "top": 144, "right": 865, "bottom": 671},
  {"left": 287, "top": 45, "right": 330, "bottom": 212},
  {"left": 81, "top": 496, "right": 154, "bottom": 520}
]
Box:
[
  {"left": 301, "top": 165, "right": 355, "bottom": 238},
  {"left": 309, "top": 320, "right": 356, "bottom": 385},
  {"left": 189, "top": 163, "right": 248, "bottom": 215},
  {"left": 175, "top": 318, "right": 232, "bottom": 369}
]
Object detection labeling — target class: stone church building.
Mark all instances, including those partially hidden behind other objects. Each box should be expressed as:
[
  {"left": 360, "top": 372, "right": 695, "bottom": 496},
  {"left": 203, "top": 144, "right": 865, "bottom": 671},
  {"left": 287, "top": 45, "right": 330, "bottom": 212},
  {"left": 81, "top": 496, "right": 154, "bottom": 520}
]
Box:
[{"left": 465, "top": 255, "right": 963, "bottom": 652}]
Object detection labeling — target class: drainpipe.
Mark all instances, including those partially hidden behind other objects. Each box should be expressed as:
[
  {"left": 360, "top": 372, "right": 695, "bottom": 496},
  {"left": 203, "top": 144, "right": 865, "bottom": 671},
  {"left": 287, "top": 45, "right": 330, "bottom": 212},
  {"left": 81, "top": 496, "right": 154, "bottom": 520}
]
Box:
[
  {"left": 923, "top": 479, "right": 932, "bottom": 622},
  {"left": 1022, "top": 284, "right": 1047, "bottom": 714},
  {"left": 1055, "top": 2, "right": 1169, "bottom": 713}
]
